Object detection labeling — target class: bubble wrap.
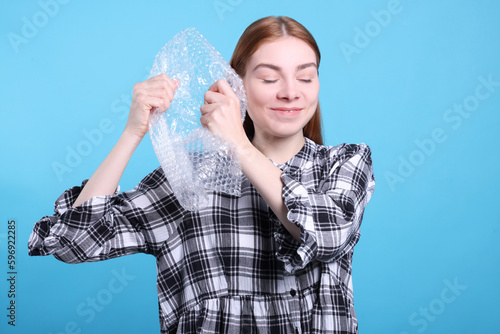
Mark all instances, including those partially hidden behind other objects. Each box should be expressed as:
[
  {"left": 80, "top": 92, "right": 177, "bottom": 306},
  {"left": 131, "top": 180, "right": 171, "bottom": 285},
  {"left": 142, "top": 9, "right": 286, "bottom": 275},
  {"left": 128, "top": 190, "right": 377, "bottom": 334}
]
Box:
[{"left": 148, "top": 28, "right": 247, "bottom": 211}]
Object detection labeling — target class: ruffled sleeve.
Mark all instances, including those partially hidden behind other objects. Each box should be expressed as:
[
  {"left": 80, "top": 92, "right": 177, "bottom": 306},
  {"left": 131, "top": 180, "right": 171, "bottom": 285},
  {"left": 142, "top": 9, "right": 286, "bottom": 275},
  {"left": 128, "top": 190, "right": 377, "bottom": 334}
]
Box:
[
  {"left": 274, "top": 142, "right": 375, "bottom": 273},
  {"left": 28, "top": 167, "right": 185, "bottom": 263}
]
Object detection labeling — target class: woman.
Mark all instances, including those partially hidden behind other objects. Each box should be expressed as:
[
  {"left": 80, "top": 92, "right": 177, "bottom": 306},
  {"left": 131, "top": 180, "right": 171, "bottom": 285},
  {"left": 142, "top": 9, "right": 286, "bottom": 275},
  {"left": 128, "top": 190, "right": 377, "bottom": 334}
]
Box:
[{"left": 29, "top": 16, "right": 375, "bottom": 333}]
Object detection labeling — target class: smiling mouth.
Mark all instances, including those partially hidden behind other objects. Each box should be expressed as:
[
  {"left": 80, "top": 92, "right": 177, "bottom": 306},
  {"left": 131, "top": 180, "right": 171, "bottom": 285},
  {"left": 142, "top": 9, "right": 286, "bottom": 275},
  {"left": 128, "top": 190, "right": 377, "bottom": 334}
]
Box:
[{"left": 271, "top": 107, "right": 302, "bottom": 113}]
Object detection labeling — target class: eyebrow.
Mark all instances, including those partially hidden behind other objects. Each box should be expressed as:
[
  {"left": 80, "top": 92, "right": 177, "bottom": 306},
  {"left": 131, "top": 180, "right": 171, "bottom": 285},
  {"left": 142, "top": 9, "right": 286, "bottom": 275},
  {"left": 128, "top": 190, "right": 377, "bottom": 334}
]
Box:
[{"left": 252, "top": 62, "right": 317, "bottom": 72}]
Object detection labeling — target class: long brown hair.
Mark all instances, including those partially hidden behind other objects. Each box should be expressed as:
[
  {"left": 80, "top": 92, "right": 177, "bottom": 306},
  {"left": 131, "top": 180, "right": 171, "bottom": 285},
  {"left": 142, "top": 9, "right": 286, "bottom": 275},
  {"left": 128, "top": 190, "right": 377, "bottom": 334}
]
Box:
[{"left": 230, "top": 16, "right": 324, "bottom": 145}]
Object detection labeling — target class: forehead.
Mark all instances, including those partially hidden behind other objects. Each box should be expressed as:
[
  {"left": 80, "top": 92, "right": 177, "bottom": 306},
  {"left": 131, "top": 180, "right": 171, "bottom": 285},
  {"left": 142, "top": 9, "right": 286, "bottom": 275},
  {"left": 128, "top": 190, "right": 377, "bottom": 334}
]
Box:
[{"left": 248, "top": 37, "right": 317, "bottom": 68}]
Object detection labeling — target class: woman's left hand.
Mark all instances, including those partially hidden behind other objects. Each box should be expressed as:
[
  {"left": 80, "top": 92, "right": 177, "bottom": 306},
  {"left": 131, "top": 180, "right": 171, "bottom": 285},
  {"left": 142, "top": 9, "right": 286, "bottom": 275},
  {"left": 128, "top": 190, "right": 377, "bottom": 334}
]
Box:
[
  {"left": 200, "top": 79, "right": 249, "bottom": 150},
  {"left": 202, "top": 80, "right": 301, "bottom": 242}
]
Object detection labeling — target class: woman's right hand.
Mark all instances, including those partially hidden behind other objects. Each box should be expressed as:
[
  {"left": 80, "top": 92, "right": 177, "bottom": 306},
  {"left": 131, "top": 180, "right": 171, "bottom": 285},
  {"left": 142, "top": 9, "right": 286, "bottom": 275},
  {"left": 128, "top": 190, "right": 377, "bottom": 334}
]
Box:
[
  {"left": 72, "top": 74, "right": 178, "bottom": 207},
  {"left": 124, "top": 73, "right": 180, "bottom": 140}
]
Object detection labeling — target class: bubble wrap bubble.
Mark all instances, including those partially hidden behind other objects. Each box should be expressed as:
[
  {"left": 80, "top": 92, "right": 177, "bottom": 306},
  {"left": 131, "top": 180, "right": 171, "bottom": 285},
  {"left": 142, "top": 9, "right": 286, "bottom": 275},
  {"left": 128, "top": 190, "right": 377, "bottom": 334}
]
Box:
[{"left": 148, "top": 28, "right": 247, "bottom": 211}]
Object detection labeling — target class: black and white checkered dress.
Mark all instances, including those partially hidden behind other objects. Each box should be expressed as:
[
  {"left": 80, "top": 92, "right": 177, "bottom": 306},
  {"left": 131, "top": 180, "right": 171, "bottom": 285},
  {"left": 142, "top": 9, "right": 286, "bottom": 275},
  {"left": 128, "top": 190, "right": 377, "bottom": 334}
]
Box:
[{"left": 29, "top": 138, "right": 375, "bottom": 333}]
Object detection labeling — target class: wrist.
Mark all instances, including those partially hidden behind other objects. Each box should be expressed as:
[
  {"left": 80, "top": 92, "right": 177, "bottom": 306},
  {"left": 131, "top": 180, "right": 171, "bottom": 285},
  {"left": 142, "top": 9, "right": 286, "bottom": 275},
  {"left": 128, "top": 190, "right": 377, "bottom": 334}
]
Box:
[
  {"left": 121, "top": 128, "right": 144, "bottom": 147},
  {"left": 236, "top": 141, "right": 263, "bottom": 175},
  {"left": 235, "top": 138, "right": 254, "bottom": 159}
]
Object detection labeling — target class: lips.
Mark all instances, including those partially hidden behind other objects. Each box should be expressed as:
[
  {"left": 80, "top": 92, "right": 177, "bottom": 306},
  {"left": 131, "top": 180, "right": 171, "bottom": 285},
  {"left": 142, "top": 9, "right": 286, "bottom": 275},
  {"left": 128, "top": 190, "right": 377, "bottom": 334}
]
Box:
[{"left": 271, "top": 107, "right": 302, "bottom": 115}]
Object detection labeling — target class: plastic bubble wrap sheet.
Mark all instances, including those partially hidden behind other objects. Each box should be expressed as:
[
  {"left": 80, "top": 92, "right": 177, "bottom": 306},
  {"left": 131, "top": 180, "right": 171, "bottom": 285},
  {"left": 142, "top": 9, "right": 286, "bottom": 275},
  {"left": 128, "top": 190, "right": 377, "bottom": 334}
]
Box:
[{"left": 148, "top": 28, "right": 247, "bottom": 211}]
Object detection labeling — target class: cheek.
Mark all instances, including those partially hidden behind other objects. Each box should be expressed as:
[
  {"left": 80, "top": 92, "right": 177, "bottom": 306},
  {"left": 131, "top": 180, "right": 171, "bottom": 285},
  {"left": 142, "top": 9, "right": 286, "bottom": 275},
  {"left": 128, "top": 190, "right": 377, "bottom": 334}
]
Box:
[
  {"left": 309, "top": 81, "right": 320, "bottom": 99},
  {"left": 305, "top": 85, "right": 320, "bottom": 107},
  {"left": 245, "top": 85, "right": 273, "bottom": 110}
]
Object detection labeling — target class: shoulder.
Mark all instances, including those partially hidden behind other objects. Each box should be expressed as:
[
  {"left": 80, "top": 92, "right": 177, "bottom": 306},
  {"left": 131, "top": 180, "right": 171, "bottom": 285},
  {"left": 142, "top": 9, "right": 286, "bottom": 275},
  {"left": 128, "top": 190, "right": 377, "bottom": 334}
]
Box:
[
  {"left": 135, "top": 166, "right": 168, "bottom": 191},
  {"left": 121, "top": 166, "right": 175, "bottom": 203},
  {"left": 283, "top": 139, "right": 371, "bottom": 188},
  {"left": 299, "top": 139, "right": 373, "bottom": 171},
  {"left": 302, "top": 140, "right": 375, "bottom": 195}
]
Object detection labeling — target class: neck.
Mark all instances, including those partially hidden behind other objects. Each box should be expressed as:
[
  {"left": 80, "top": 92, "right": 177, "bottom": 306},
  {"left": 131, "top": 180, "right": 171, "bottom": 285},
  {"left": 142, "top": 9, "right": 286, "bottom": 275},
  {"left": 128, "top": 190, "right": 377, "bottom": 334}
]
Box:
[{"left": 251, "top": 132, "right": 306, "bottom": 164}]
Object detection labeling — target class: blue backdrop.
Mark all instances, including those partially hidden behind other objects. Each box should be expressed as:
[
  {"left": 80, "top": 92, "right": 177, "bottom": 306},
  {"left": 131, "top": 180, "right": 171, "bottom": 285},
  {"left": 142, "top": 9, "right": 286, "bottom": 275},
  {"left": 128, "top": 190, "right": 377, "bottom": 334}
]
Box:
[{"left": 1, "top": 1, "right": 499, "bottom": 333}]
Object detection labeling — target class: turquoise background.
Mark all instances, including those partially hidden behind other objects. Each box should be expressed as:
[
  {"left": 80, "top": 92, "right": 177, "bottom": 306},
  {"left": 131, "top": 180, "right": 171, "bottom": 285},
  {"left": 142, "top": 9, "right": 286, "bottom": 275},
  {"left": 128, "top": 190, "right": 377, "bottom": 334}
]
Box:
[{"left": 1, "top": 0, "right": 499, "bottom": 333}]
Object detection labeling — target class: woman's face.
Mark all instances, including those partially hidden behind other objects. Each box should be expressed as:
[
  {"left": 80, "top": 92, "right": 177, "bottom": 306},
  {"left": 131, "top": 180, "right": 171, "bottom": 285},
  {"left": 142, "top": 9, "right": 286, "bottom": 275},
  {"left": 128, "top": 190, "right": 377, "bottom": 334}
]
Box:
[{"left": 243, "top": 36, "right": 320, "bottom": 143}]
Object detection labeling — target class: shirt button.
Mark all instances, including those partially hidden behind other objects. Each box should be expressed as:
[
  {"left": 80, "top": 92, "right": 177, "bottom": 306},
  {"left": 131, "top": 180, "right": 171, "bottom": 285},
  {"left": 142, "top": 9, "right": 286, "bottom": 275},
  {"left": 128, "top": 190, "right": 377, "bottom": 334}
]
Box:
[{"left": 290, "top": 289, "right": 297, "bottom": 297}]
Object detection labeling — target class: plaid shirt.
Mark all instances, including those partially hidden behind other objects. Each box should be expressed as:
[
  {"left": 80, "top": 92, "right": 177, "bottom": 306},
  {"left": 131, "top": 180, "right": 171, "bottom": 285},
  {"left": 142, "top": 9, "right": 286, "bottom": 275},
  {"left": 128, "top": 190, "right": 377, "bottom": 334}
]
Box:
[{"left": 29, "top": 138, "right": 375, "bottom": 333}]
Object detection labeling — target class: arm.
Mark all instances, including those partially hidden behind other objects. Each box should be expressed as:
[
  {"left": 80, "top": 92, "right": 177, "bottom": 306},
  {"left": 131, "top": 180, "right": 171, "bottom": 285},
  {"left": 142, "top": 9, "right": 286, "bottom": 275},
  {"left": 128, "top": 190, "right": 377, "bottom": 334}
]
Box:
[
  {"left": 72, "top": 131, "right": 140, "bottom": 207},
  {"left": 28, "top": 74, "right": 183, "bottom": 262},
  {"left": 72, "top": 74, "right": 179, "bottom": 207},
  {"left": 200, "top": 80, "right": 375, "bottom": 272},
  {"left": 237, "top": 144, "right": 301, "bottom": 241},
  {"left": 28, "top": 167, "right": 184, "bottom": 262},
  {"left": 200, "top": 80, "right": 301, "bottom": 241},
  {"left": 275, "top": 143, "right": 375, "bottom": 272}
]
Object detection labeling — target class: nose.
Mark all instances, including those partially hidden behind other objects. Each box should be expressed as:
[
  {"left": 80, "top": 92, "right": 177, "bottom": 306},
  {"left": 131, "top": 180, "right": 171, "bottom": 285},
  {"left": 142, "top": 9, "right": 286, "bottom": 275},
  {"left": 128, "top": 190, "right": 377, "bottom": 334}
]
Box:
[{"left": 277, "top": 78, "right": 300, "bottom": 101}]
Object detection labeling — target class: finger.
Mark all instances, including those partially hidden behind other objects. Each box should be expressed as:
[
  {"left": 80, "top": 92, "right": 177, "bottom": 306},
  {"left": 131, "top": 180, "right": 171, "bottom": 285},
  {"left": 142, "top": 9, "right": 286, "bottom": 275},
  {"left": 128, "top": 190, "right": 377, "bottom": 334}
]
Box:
[
  {"left": 150, "top": 97, "right": 168, "bottom": 110},
  {"left": 133, "top": 92, "right": 171, "bottom": 114},
  {"left": 144, "top": 78, "right": 174, "bottom": 92},
  {"left": 207, "top": 80, "right": 221, "bottom": 93},
  {"left": 146, "top": 74, "right": 180, "bottom": 91},
  {"left": 150, "top": 73, "right": 171, "bottom": 82},
  {"left": 200, "top": 103, "right": 216, "bottom": 116},
  {"left": 203, "top": 90, "right": 224, "bottom": 104},
  {"left": 139, "top": 95, "right": 167, "bottom": 110},
  {"left": 199, "top": 115, "right": 210, "bottom": 129},
  {"left": 210, "top": 79, "right": 235, "bottom": 97},
  {"left": 144, "top": 87, "right": 175, "bottom": 102},
  {"left": 136, "top": 79, "right": 177, "bottom": 103}
]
